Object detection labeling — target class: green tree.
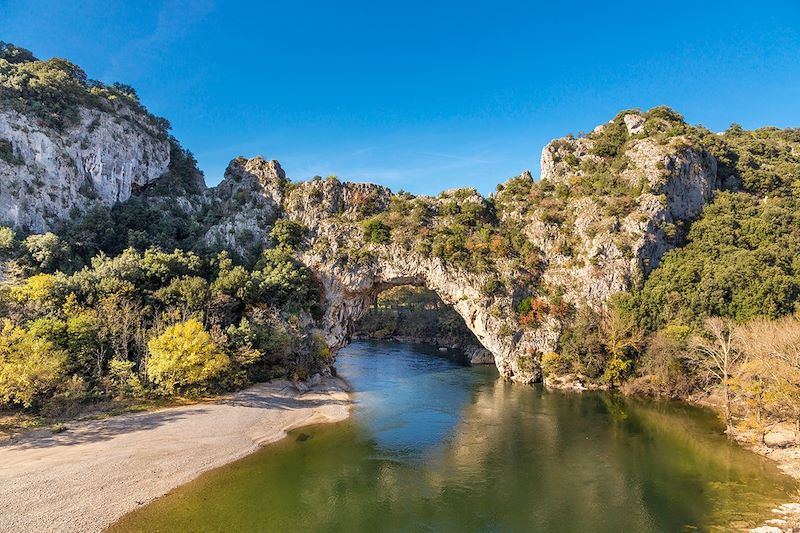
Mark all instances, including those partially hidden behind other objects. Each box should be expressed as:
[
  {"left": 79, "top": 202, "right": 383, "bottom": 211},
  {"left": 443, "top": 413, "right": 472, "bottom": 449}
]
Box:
[
  {"left": 362, "top": 217, "right": 391, "bottom": 244},
  {"left": 269, "top": 219, "right": 307, "bottom": 248},
  {"left": 23, "top": 232, "right": 70, "bottom": 272}
]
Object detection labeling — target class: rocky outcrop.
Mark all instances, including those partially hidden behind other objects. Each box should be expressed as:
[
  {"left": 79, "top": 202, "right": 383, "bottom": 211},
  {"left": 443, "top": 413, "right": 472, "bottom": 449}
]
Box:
[
  {"left": 201, "top": 156, "right": 287, "bottom": 256},
  {"left": 527, "top": 113, "right": 718, "bottom": 308},
  {"left": 274, "top": 111, "right": 720, "bottom": 383},
  {"left": 0, "top": 104, "right": 722, "bottom": 384},
  {"left": 0, "top": 104, "right": 170, "bottom": 232}
]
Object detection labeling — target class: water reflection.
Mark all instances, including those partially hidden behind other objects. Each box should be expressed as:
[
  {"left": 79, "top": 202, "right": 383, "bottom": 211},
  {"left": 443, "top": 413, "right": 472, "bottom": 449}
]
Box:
[{"left": 111, "top": 341, "right": 796, "bottom": 533}]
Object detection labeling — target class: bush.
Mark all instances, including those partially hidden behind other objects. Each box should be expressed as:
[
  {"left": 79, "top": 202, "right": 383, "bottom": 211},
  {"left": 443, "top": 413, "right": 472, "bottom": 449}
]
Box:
[
  {"left": 0, "top": 226, "right": 15, "bottom": 254},
  {"left": 590, "top": 118, "right": 629, "bottom": 159},
  {"left": 540, "top": 351, "right": 570, "bottom": 377},
  {"left": 147, "top": 319, "right": 229, "bottom": 393},
  {"left": 0, "top": 320, "right": 66, "bottom": 407},
  {"left": 269, "top": 219, "right": 307, "bottom": 248},
  {"left": 362, "top": 217, "right": 391, "bottom": 244}
]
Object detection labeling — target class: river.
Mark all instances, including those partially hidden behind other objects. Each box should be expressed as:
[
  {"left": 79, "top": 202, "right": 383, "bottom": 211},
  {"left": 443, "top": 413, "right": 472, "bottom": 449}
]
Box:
[{"left": 110, "top": 340, "right": 796, "bottom": 532}]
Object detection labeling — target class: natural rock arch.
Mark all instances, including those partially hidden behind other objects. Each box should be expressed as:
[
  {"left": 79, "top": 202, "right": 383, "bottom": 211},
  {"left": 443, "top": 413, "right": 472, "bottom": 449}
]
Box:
[
  {"left": 299, "top": 245, "right": 559, "bottom": 382},
  {"left": 203, "top": 110, "right": 720, "bottom": 383},
  {"left": 282, "top": 178, "right": 562, "bottom": 383}
]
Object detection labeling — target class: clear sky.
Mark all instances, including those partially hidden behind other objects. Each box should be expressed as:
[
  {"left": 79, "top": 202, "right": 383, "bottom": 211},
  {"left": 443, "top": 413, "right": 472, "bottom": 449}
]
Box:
[{"left": 2, "top": 1, "right": 799, "bottom": 195}]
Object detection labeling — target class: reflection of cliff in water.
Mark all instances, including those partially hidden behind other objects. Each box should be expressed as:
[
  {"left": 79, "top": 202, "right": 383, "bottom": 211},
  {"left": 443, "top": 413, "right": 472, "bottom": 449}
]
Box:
[
  {"left": 109, "top": 342, "right": 797, "bottom": 533},
  {"left": 432, "top": 379, "right": 796, "bottom": 531}
]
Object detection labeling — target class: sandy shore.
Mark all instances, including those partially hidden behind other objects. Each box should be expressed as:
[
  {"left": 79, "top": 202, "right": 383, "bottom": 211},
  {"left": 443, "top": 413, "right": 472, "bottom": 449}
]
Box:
[{"left": 0, "top": 377, "right": 351, "bottom": 533}]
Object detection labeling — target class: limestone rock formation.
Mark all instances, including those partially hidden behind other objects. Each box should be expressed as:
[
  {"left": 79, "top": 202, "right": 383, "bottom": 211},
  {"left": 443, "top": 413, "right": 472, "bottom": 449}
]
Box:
[
  {"left": 274, "top": 109, "right": 720, "bottom": 383},
  {"left": 531, "top": 117, "right": 718, "bottom": 308},
  {"left": 0, "top": 104, "right": 170, "bottom": 232},
  {"left": 0, "top": 104, "right": 723, "bottom": 385},
  {"left": 201, "top": 156, "right": 287, "bottom": 255}
]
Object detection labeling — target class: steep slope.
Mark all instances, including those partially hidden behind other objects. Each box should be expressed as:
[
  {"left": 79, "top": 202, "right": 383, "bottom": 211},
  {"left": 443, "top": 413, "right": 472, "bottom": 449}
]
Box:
[
  {"left": 0, "top": 46, "right": 781, "bottom": 385},
  {"left": 0, "top": 42, "right": 180, "bottom": 232}
]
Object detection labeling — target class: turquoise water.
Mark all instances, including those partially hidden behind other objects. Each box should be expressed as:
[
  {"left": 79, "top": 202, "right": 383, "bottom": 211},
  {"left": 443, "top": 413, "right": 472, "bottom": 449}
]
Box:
[{"left": 111, "top": 341, "right": 796, "bottom": 532}]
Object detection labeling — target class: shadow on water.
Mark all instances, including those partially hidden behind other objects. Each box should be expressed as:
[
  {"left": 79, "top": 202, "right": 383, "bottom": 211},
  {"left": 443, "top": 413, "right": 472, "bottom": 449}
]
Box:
[{"left": 109, "top": 341, "right": 797, "bottom": 533}]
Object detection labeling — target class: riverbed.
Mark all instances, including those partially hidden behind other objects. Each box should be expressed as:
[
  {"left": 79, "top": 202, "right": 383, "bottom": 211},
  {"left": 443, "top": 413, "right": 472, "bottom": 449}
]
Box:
[{"left": 110, "top": 341, "right": 797, "bottom": 532}]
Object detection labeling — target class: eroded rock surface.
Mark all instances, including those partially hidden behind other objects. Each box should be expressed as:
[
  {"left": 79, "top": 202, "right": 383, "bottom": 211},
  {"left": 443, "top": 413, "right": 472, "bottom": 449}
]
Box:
[
  {"left": 0, "top": 108, "right": 722, "bottom": 383},
  {"left": 0, "top": 104, "right": 169, "bottom": 231}
]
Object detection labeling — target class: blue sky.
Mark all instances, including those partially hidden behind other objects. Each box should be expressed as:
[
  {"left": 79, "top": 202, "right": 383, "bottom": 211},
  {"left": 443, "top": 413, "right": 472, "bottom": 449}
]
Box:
[{"left": 2, "top": 1, "right": 799, "bottom": 195}]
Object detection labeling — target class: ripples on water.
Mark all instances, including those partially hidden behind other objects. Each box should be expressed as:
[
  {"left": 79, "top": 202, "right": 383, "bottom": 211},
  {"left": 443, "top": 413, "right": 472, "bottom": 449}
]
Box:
[{"left": 111, "top": 341, "right": 797, "bottom": 532}]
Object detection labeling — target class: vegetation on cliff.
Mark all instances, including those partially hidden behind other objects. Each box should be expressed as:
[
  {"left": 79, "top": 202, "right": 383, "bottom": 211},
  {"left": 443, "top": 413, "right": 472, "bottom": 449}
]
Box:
[
  {"left": 0, "top": 41, "right": 165, "bottom": 133},
  {"left": 1, "top": 42, "right": 799, "bottom": 439}
]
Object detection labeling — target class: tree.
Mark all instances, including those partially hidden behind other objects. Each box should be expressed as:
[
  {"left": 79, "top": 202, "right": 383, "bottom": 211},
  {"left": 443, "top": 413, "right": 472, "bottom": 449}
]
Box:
[
  {"left": 690, "top": 317, "right": 743, "bottom": 434},
  {"left": 147, "top": 319, "right": 229, "bottom": 393},
  {"left": 600, "top": 303, "right": 644, "bottom": 386},
  {"left": 0, "top": 226, "right": 15, "bottom": 254},
  {"left": 0, "top": 320, "right": 66, "bottom": 407},
  {"left": 362, "top": 217, "right": 391, "bottom": 244},
  {"left": 636, "top": 325, "right": 695, "bottom": 398},
  {"left": 269, "top": 219, "right": 307, "bottom": 248},
  {"left": 23, "top": 233, "right": 70, "bottom": 272},
  {"left": 735, "top": 316, "right": 800, "bottom": 443}
]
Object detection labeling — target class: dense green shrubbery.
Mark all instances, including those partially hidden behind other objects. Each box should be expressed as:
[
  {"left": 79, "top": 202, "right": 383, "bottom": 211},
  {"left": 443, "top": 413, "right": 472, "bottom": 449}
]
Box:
[
  {"left": 629, "top": 192, "right": 800, "bottom": 329},
  {"left": 624, "top": 120, "right": 800, "bottom": 335},
  {"left": 0, "top": 231, "right": 323, "bottom": 412},
  {"left": 0, "top": 41, "right": 166, "bottom": 133},
  {"left": 362, "top": 217, "right": 391, "bottom": 244}
]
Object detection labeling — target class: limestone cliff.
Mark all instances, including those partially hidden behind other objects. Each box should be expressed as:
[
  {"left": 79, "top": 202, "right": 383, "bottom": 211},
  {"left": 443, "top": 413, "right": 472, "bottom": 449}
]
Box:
[
  {"left": 0, "top": 101, "right": 723, "bottom": 384},
  {"left": 518, "top": 112, "right": 718, "bottom": 308},
  {"left": 0, "top": 103, "right": 170, "bottom": 232},
  {"left": 200, "top": 156, "right": 287, "bottom": 255},
  {"left": 275, "top": 109, "right": 720, "bottom": 383}
]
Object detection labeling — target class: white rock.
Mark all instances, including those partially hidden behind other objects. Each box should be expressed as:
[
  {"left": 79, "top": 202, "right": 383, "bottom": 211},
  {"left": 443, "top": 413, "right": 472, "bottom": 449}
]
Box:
[
  {"left": 623, "top": 113, "right": 645, "bottom": 135},
  {"left": 0, "top": 105, "right": 170, "bottom": 232}
]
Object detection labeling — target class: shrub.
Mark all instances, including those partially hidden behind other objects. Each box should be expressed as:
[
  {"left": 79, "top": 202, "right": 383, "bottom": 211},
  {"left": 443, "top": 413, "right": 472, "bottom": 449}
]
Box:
[
  {"left": 590, "top": 119, "right": 629, "bottom": 159},
  {"left": 0, "top": 138, "right": 20, "bottom": 164},
  {"left": 0, "top": 320, "right": 67, "bottom": 407},
  {"left": 480, "top": 276, "right": 502, "bottom": 296},
  {"left": 147, "top": 319, "right": 229, "bottom": 393},
  {"left": 269, "top": 219, "right": 307, "bottom": 248},
  {"left": 540, "top": 351, "right": 570, "bottom": 377},
  {"left": 362, "top": 217, "right": 391, "bottom": 244}
]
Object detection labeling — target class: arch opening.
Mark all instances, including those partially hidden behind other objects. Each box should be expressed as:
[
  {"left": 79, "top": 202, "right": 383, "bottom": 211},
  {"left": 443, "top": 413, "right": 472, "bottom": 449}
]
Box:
[{"left": 352, "top": 285, "right": 494, "bottom": 365}]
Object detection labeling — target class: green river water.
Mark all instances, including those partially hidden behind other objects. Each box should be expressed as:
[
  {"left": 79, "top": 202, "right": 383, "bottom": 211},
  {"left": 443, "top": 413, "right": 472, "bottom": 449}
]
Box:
[{"left": 110, "top": 340, "right": 796, "bottom": 532}]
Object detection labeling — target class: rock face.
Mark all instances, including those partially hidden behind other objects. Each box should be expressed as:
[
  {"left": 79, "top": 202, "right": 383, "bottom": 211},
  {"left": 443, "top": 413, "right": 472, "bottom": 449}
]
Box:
[
  {"left": 0, "top": 104, "right": 170, "bottom": 231},
  {"left": 274, "top": 110, "right": 720, "bottom": 383},
  {"left": 0, "top": 105, "right": 722, "bottom": 384},
  {"left": 531, "top": 122, "right": 718, "bottom": 308},
  {"left": 201, "top": 156, "right": 286, "bottom": 255}
]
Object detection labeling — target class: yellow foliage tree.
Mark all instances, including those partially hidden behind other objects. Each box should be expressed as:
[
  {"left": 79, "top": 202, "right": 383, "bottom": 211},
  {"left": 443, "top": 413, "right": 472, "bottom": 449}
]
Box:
[
  {"left": 147, "top": 319, "right": 229, "bottom": 393},
  {"left": 0, "top": 320, "right": 66, "bottom": 407},
  {"left": 10, "top": 273, "right": 58, "bottom": 303}
]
